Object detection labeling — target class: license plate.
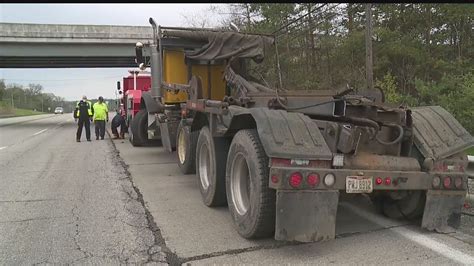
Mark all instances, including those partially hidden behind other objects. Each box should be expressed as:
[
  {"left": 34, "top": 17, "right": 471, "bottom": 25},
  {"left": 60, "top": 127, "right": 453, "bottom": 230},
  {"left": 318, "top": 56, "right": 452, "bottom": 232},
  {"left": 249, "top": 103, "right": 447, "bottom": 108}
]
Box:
[{"left": 346, "top": 176, "right": 373, "bottom": 193}]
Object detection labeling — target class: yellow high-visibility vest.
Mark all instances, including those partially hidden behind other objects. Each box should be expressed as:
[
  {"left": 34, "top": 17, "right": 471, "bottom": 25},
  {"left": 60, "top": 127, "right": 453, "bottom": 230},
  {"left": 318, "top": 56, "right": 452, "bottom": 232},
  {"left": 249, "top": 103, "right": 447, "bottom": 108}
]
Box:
[
  {"left": 93, "top": 102, "right": 109, "bottom": 121},
  {"left": 75, "top": 100, "right": 93, "bottom": 117}
]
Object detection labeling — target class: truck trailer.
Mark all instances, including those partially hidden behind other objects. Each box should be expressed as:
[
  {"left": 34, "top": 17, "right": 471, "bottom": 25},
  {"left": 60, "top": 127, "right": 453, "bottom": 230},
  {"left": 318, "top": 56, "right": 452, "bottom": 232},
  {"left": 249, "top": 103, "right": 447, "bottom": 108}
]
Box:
[{"left": 133, "top": 18, "right": 474, "bottom": 242}]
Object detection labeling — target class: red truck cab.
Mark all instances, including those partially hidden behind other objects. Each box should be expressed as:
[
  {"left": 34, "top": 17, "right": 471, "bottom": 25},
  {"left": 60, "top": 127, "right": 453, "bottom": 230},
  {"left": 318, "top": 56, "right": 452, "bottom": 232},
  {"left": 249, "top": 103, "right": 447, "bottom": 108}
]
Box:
[{"left": 122, "top": 71, "right": 151, "bottom": 126}]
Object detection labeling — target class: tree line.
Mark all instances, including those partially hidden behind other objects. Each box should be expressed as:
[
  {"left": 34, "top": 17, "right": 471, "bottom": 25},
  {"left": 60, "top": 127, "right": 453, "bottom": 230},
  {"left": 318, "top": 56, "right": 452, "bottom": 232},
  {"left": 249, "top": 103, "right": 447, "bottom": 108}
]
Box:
[
  {"left": 0, "top": 80, "right": 72, "bottom": 113},
  {"left": 0, "top": 79, "right": 122, "bottom": 116},
  {"left": 204, "top": 4, "right": 473, "bottom": 133}
]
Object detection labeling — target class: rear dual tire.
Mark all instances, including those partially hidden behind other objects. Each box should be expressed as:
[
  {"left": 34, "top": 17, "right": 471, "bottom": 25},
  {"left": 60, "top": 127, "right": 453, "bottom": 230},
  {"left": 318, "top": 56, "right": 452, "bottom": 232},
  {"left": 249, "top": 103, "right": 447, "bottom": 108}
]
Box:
[
  {"left": 226, "top": 129, "right": 275, "bottom": 239},
  {"left": 195, "top": 126, "right": 229, "bottom": 206},
  {"left": 177, "top": 121, "right": 198, "bottom": 174},
  {"left": 374, "top": 190, "right": 426, "bottom": 220},
  {"left": 195, "top": 127, "right": 276, "bottom": 239}
]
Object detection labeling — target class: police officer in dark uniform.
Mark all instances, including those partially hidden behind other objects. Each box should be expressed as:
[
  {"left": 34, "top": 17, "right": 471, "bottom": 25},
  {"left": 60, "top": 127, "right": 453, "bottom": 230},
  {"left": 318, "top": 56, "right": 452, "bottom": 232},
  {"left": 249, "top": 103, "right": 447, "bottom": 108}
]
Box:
[{"left": 74, "top": 95, "right": 94, "bottom": 142}]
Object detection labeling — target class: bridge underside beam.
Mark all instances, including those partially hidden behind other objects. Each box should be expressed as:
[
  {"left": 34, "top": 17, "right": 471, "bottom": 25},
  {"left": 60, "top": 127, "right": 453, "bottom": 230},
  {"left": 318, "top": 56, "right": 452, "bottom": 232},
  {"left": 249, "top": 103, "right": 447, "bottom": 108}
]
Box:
[
  {"left": 0, "top": 56, "right": 137, "bottom": 68},
  {"left": 0, "top": 43, "right": 139, "bottom": 68}
]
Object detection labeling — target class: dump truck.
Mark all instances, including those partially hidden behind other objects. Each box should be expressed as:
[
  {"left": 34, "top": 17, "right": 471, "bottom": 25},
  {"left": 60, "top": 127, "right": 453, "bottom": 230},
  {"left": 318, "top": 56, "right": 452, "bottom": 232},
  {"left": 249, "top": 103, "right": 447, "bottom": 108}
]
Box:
[{"left": 134, "top": 18, "right": 474, "bottom": 242}]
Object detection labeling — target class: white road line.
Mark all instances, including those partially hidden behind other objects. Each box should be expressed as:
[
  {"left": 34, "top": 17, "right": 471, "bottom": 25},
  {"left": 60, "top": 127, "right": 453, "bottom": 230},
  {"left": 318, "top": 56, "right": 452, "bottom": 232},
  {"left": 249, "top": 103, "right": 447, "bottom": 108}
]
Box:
[
  {"left": 0, "top": 146, "right": 7, "bottom": 150},
  {"left": 32, "top": 129, "right": 48, "bottom": 136},
  {"left": 341, "top": 202, "right": 474, "bottom": 265}
]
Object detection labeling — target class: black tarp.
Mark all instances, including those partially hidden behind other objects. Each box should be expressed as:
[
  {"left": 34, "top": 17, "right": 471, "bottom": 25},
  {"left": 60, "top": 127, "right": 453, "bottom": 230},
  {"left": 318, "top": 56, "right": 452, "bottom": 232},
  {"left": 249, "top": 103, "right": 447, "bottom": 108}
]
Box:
[{"left": 162, "top": 30, "right": 274, "bottom": 63}]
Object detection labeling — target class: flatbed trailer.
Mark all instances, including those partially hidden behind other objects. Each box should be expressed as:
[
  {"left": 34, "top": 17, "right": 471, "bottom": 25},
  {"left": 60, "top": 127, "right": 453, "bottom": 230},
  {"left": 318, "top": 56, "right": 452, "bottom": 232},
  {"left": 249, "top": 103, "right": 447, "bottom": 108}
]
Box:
[{"left": 133, "top": 18, "right": 474, "bottom": 242}]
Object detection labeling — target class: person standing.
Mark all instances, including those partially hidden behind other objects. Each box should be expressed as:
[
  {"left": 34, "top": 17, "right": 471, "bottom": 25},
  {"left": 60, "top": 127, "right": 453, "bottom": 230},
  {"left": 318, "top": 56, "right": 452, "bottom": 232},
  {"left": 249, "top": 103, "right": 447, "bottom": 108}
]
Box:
[
  {"left": 74, "top": 95, "right": 93, "bottom": 142},
  {"left": 93, "top": 96, "right": 109, "bottom": 140}
]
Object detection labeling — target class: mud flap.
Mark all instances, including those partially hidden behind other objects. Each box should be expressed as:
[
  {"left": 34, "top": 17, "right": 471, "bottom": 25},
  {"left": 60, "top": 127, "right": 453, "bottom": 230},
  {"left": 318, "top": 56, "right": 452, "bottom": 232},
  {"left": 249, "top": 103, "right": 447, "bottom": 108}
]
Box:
[
  {"left": 159, "top": 120, "right": 179, "bottom": 152},
  {"left": 275, "top": 190, "right": 339, "bottom": 242},
  {"left": 421, "top": 190, "right": 465, "bottom": 233}
]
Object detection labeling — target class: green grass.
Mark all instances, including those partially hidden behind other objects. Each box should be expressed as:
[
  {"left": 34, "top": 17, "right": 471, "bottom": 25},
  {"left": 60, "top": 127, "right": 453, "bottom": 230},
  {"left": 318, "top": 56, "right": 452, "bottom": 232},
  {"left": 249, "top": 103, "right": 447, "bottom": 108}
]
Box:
[
  {"left": 466, "top": 147, "right": 474, "bottom": 156},
  {"left": 11, "top": 108, "right": 45, "bottom": 117},
  {"left": 0, "top": 101, "right": 45, "bottom": 118}
]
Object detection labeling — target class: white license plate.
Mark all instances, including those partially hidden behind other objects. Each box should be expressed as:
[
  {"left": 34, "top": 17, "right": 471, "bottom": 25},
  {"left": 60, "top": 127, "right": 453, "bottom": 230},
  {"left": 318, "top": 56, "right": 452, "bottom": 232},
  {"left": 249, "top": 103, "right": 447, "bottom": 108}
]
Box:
[{"left": 346, "top": 176, "right": 373, "bottom": 193}]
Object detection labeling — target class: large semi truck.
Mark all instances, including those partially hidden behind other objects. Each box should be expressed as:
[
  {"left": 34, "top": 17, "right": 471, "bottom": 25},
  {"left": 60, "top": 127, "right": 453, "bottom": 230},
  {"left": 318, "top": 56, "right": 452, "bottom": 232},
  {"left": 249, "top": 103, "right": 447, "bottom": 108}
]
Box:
[
  {"left": 133, "top": 18, "right": 474, "bottom": 242},
  {"left": 119, "top": 71, "right": 162, "bottom": 146}
]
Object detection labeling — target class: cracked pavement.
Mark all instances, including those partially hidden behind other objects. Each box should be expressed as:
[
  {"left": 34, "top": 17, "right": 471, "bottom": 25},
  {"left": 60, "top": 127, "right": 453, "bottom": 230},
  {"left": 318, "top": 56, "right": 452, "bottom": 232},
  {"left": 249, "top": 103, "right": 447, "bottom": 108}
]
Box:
[
  {"left": 0, "top": 115, "right": 165, "bottom": 265},
  {"left": 2, "top": 114, "right": 474, "bottom": 265}
]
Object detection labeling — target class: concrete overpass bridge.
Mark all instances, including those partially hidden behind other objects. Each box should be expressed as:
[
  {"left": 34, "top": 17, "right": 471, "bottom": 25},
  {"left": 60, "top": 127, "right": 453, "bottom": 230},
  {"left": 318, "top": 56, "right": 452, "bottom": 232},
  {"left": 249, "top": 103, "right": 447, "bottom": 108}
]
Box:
[{"left": 0, "top": 22, "right": 153, "bottom": 68}]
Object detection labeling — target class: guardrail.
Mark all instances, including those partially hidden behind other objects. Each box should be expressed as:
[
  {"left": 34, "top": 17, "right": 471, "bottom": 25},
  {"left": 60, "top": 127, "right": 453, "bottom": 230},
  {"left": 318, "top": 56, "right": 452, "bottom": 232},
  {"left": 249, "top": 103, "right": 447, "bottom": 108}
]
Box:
[{"left": 468, "top": 155, "right": 474, "bottom": 179}]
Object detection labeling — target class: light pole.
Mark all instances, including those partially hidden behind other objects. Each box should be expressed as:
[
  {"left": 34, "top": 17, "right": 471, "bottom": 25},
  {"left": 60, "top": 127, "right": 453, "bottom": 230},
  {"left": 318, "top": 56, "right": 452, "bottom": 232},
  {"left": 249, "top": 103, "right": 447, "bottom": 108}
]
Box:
[
  {"left": 41, "top": 95, "right": 44, "bottom": 112},
  {"left": 11, "top": 91, "right": 14, "bottom": 109}
]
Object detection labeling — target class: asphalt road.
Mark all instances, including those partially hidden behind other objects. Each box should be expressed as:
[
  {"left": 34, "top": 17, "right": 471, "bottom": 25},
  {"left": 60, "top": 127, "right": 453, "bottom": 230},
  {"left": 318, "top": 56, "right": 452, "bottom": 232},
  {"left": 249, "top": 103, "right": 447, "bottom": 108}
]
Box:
[
  {"left": 1, "top": 114, "right": 474, "bottom": 265},
  {"left": 0, "top": 114, "right": 165, "bottom": 265}
]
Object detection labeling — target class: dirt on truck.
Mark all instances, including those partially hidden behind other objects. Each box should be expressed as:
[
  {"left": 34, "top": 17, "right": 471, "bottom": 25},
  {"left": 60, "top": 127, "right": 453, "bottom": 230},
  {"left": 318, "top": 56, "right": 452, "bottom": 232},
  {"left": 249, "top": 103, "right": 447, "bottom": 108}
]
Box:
[{"left": 131, "top": 17, "right": 474, "bottom": 243}]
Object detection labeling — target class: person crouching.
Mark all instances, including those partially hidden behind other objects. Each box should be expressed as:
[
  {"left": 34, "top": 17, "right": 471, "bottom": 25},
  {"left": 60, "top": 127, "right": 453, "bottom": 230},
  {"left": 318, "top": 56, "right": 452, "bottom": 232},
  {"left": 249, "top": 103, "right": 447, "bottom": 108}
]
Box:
[{"left": 111, "top": 109, "right": 127, "bottom": 139}]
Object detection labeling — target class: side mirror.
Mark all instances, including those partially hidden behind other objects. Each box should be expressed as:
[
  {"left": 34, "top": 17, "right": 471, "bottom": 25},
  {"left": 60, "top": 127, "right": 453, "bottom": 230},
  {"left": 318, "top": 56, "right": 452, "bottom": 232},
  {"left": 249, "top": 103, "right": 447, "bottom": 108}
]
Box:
[
  {"left": 139, "top": 63, "right": 147, "bottom": 71},
  {"left": 117, "top": 81, "right": 121, "bottom": 91}
]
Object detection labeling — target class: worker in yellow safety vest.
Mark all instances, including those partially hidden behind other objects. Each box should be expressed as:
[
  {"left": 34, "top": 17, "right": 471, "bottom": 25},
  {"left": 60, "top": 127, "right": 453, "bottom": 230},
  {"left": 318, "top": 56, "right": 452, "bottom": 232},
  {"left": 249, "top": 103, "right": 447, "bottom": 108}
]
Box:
[
  {"left": 73, "top": 95, "right": 94, "bottom": 142},
  {"left": 92, "top": 96, "right": 109, "bottom": 140}
]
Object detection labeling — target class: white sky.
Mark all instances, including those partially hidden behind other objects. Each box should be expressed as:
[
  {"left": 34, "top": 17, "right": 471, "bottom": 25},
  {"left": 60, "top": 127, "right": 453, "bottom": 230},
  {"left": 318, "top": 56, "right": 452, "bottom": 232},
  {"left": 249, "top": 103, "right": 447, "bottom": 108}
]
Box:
[{"left": 0, "top": 4, "right": 229, "bottom": 101}]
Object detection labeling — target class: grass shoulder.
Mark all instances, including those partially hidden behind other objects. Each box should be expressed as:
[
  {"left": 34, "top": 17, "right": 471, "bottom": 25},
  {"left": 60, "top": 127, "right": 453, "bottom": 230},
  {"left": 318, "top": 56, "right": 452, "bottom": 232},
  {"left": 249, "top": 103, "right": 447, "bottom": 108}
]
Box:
[{"left": 0, "top": 101, "right": 45, "bottom": 118}]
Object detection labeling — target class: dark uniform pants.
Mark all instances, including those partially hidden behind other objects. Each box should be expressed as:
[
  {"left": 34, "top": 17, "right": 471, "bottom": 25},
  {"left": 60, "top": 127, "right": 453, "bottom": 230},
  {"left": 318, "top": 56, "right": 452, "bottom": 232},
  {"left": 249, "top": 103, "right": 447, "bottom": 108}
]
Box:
[
  {"left": 111, "top": 117, "right": 127, "bottom": 136},
  {"left": 77, "top": 118, "right": 91, "bottom": 140},
  {"left": 95, "top": 120, "right": 106, "bottom": 139}
]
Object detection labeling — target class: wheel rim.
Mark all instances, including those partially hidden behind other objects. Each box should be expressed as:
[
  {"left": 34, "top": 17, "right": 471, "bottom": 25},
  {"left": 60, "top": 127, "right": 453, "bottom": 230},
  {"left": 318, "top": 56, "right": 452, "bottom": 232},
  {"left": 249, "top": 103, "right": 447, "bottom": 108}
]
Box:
[
  {"left": 198, "top": 142, "right": 211, "bottom": 190},
  {"left": 230, "top": 152, "right": 251, "bottom": 216},
  {"left": 178, "top": 127, "right": 186, "bottom": 164}
]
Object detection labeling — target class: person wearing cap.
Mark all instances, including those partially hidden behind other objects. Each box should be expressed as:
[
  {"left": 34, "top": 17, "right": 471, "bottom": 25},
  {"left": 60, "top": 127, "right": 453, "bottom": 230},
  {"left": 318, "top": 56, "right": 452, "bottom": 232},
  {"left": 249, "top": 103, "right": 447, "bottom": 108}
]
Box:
[
  {"left": 92, "top": 96, "right": 109, "bottom": 140},
  {"left": 74, "top": 95, "right": 94, "bottom": 142}
]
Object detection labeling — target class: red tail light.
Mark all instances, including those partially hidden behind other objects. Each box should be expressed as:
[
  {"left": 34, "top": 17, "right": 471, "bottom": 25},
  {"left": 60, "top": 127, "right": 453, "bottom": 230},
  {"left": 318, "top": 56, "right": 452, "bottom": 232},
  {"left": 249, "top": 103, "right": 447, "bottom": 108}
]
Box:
[
  {"left": 271, "top": 175, "right": 279, "bottom": 184},
  {"left": 384, "top": 177, "right": 391, "bottom": 185},
  {"left": 307, "top": 173, "right": 320, "bottom": 187},
  {"left": 289, "top": 172, "right": 302, "bottom": 188},
  {"left": 375, "top": 177, "right": 383, "bottom": 185},
  {"left": 443, "top": 177, "right": 451, "bottom": 188}
]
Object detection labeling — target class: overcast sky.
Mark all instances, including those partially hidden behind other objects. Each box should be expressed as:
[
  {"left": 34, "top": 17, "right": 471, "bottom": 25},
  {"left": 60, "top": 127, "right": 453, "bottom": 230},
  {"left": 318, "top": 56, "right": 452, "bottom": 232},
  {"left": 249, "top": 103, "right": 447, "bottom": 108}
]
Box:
[{"left": 0, "top": 4, "right": 229, "bottom": 101}]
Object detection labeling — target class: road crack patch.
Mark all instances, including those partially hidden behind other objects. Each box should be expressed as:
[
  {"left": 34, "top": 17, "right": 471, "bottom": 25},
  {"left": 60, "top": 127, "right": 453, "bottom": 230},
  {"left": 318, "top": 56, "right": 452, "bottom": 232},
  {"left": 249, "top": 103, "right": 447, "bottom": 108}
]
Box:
[
  {"left": 180, "top": 241, "right": 303, "bottom": 264},
  {"left": 108, "top": 136, "right": 179, "bottom": 265},
  {"left": 71, "top": 205, "right": 93, "bottom": 260}
]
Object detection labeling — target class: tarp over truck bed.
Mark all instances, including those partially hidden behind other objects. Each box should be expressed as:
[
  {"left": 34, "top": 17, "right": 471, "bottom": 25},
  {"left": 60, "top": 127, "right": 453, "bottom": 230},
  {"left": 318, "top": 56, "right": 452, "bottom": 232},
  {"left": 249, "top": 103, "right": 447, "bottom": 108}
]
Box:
[{"left": 162, "top": 30, "right": 274, "bottom": 62}]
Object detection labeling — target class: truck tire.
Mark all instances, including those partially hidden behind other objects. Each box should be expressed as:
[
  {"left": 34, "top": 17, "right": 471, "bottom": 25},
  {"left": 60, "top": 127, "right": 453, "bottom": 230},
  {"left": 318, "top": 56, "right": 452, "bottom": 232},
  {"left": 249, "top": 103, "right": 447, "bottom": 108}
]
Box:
[
  {"left": 195, "top": 126, "right": 229, "bottom": 206},
  {"left": 226, "top": 129, "right": 275, "bottom": 239},
  {"left": 130, "top": 109, "right": 147, "bottom": 147},
  {"left": 176, "top": 121, "right": 198, "bottom": 174},
  {"left": 374, "top": 190, "right": 426, "bottom": 220}
]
